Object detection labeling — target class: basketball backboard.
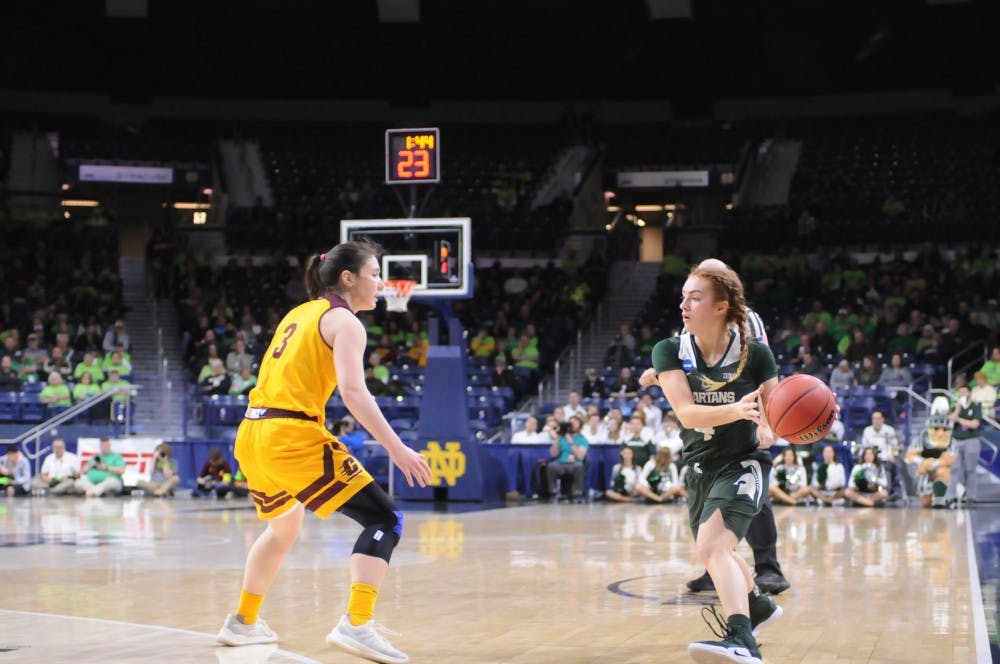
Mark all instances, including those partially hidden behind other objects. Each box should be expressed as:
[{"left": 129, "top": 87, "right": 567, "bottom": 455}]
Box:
[{"left": 340, "top": 218, "right": 472, "bottom": 299}]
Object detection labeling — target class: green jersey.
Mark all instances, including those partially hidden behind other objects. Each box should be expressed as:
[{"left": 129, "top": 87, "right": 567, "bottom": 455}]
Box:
[
  {"left": 652, "top": 331, "right": 777, "bottom": 470},
  {"left": 953, "top": 401, "right": 982, "bottom": 440}
]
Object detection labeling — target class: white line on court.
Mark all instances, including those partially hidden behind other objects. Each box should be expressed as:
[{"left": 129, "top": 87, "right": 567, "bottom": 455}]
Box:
[
  {"left": 0, "top": 609, "right": 321, "bottom": 664},
  {"left": 965, "top": 515, "right": 992, "bottom": 664}
]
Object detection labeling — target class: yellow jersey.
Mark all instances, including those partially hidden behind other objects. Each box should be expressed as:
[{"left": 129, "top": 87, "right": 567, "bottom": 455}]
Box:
[{"left": 248, "top": 295, "right": 351, "bottom": 422}]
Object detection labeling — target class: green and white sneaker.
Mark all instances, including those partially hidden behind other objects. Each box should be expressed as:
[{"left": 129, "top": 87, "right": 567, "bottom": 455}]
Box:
[
  {"left": 326, "top": 615, "right": 409, "bottom": 664},
  {"left": 748, "top": 590, "right": 783, "bottom": 637},
  {"left": 931, "top": 480, "right": 948, "bottom": 508},
  {"left": 216, "top": 614, "right": 278, "bottom": 646},
  {"left": 688, "top": 607, "right": 763, "bottom": 664}
]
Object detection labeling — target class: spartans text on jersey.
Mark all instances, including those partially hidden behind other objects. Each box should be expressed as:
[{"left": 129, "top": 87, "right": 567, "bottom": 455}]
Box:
[{"left": 692, "top": 391, "right": 737, "bottom": 404}]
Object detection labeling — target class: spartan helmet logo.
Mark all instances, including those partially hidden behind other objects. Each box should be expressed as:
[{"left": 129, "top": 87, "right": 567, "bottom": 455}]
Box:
[{"left": 734, "top": 459, "right": 763, "bottom": 507}]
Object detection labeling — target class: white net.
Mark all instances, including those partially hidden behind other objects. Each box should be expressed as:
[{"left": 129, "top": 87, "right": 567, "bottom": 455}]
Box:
[{"left": 383, "top": 280, "right": 416, "bottom": 312}]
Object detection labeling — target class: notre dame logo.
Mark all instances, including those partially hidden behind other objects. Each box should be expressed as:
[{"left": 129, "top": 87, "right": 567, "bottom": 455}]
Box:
[
  {"left": 422, "top": 441, "right": 466, "bottom": 487},
  {"left": 418, "top": 518, "right": 465, "bottom": 559}
]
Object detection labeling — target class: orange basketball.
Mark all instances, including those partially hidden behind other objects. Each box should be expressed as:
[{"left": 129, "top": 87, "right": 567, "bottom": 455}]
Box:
[{"left": 765, "top": 374, "right": 837, "bottom": 445}]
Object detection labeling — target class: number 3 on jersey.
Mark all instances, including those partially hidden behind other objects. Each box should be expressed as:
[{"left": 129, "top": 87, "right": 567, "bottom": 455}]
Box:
[{"left": 272, "top": 323, "right": 298, "bottom": 359}]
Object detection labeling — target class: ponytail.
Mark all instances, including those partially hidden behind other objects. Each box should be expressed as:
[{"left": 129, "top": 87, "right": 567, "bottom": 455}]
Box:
[
  {"left": 690, "top": 260, "right": 752, "bottom": 391},
  {"left": 302, "top": 239, "right": 382, "bottom": 300},
  {"left": 304, "top": 253, "right": 324, "bottom": 299}
]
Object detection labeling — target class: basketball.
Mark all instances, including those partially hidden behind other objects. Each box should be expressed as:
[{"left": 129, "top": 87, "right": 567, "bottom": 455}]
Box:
[{"left": 765, "top": 374, "right": 837, "bottom": 445}]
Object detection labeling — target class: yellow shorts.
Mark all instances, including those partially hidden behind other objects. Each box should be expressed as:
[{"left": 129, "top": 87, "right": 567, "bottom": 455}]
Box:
[{"left": 235, "top": 418, "right": 372, "bottom": 521}]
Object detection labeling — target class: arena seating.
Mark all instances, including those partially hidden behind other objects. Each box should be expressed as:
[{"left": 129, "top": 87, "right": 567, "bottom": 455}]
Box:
[
  {"left": 227, "top": 122, "right": 570, "bottom": 252},
  {"left": 722, "top": 112, "right": 1000, "bottom": 249},
  {"left": 599, "top": 121, "right": 749, "bottom": 172},
  {"left": 0, "top": 123, "right": 10, "bottom": 195},
  {"left": 178, "top": 244, "right": 604, "bottom": 442},
  {"left": 58, "top": 118, "right": 215, "bottom": 165}
]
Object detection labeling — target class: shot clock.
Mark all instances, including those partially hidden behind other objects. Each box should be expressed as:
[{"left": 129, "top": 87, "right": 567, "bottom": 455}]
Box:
[{"left": 385, "top": 128, "right": 441, "bottom": 184}]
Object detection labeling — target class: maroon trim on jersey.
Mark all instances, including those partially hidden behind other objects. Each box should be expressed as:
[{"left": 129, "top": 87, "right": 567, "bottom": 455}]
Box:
[
  {"left": 324, "top": 293, "right": 353, "bottom": 312},
  {"left": 318, "top": 293, "right": 354, "bottom": 350}
]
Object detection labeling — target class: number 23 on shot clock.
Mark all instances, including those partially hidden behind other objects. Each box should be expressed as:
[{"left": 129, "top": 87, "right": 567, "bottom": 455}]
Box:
[{"left": 385, "top": 128, "right": 440, "bottom": 184}]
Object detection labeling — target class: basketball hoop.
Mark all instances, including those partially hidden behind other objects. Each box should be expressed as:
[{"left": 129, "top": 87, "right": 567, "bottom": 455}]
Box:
[{"left": 383, "top": 279, "right": 416, "bottom": 312}]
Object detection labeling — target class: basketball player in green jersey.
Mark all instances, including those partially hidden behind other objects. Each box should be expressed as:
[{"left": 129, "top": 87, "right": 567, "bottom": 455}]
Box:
[
  {"left": 650, "top": 260, "right": 781, "bottom": 664},
  {"left": 643, "top": 259, "right": 790, "bottom": 595}
]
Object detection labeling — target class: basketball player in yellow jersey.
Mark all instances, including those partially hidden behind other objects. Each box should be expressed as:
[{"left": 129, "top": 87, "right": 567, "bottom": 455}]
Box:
[{"left": 216, "top": 239, "right": 432, "bottom": 664}]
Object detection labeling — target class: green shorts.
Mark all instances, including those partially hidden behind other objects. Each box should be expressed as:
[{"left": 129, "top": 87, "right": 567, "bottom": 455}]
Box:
[{"left": 687, "top": 452, "right": 772, "bottom": 540}]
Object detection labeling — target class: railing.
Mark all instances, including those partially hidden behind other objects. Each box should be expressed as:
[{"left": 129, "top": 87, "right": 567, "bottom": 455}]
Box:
[
  {"left": 537, "top": 328, "right": 585, "bottom": 405},
  {"left": 900, "top": 385, "right": 1000, "bottom": 466},
  {"left": 146, "top": 260, "right": 177, "bottom": 431},
  {"left": 1, "top": 385, "right": 140, "bottom": 474},
  {"left": 947, "top": 341, "right": 987, "bottom": 390},
  {"left": 533, "top": 286, "right": 637, "bottom": 406}
]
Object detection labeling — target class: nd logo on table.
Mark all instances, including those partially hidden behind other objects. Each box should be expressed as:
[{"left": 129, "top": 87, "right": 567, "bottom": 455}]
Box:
[{"left": 421, "top": 441, "right": 466, "bottom": 486}]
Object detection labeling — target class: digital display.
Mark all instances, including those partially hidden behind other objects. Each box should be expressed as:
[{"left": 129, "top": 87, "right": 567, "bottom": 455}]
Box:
[
  {"left": 385, "top": 128, "right": 440, "bottom": 184},
  {"left": 79, "top": 164, "right": 174, "bottom": 184}
]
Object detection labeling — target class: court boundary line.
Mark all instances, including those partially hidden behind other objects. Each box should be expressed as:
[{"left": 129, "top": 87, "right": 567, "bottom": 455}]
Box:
[
  {"left": 966, "top": 515, "right": 991, "bottom": 663},
  {"left": 0, "top": 609, "right": 321, "bottom": 663}
]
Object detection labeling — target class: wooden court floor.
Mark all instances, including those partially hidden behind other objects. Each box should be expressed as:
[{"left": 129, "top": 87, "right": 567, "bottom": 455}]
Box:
[{"left": 0, "top": 496, "right": 988, "bottom": 663}]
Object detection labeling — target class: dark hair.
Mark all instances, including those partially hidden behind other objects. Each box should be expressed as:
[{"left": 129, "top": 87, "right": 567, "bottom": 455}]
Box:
[
  {"left": 208, "top": 447, "right": 223, "bottom": 462},
  {"left": 304, "top": 239, "right": 382, "bottom": 299}
]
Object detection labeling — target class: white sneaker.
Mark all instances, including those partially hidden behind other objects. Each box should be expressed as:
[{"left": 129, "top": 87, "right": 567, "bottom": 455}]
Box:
[
  {"left": 216, "top": 614, "right": 278, "bottom": 646},
  {"left": 326, "top": 615, "right": 409, "bottom": 663}
]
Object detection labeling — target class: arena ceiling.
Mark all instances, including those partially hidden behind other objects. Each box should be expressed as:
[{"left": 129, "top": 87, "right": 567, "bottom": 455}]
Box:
[{"left": 0, "top": 0, "right": 995, "bottom": 111}]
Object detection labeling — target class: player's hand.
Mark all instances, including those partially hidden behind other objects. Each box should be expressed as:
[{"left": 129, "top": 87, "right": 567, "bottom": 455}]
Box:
[
  {"left": 734, "top": 388, "right": 761, "bottom": 424},
  {"left": 757, "top": 423, "right": 777, "bottom": 449},
  {"left": 392, "top": 445, "right": 433, "bottom": 488},
  {"left": 638, "top": 368, "right": 658, "bottom": 388}
]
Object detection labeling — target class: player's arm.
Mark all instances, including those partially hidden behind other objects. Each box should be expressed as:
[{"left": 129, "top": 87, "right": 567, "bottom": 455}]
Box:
[
  {"left": 656, "top": 369, "right": 760, "bottom": 430},
  {"left": 324, "top": 309, "right": 431, "bottom": 487},
  {"left": 638, "top": 368, "right": 658, "bottom": 388},
  {"left": 954, "top": 404, "right": 982, "bottom": 430},
  {"left": 327, "top": 310, "right": 404, "bottom": 448},
  {"left": 756, "top": 376, "right": 779, "bottom": 448}
]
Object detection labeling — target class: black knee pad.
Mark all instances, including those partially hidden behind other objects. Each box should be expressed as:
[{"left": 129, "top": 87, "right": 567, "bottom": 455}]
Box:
[{"left": 352, "top": 510, "right": 404, "bottom": 563}]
